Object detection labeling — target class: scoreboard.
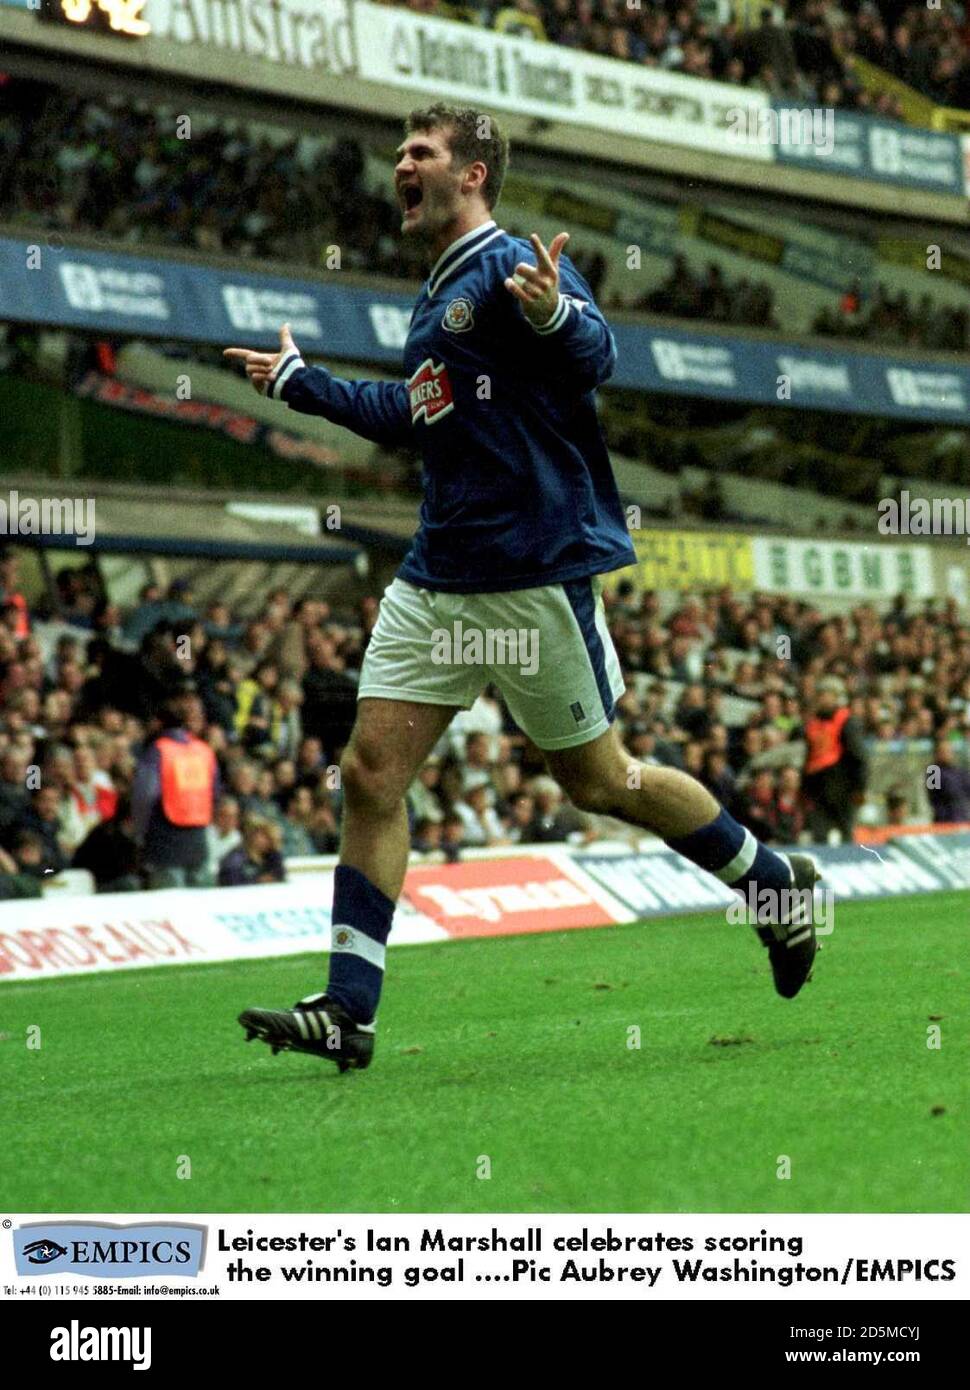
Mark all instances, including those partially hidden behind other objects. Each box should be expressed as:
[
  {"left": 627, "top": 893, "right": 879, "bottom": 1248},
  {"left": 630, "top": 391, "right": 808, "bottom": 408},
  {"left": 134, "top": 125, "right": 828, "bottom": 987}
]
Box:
[{"left": 38, "top": 0, "right": 150, "bottom": 38}]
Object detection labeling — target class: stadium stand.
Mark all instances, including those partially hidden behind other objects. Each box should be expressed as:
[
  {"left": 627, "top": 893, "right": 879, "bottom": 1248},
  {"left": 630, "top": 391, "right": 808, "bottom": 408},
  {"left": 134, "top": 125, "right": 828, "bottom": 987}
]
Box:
[
  {"left": 3, "top": 533, "right": 969, "bottom": 901},
  {"left": 1, "top": 10, "right": 968, "bottom": 900},
  {"left": 6, "top": 70, "right": 970, "bottom": 364},
  {"left": 379, "top": 0, "right": 911, "bottom": 116}
]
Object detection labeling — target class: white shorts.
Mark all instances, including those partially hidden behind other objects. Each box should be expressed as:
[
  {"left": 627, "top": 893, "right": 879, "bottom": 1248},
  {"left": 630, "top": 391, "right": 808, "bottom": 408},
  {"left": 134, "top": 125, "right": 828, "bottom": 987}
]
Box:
[{"left": 358, "top": 577, "right": 625, "bottom": 750}]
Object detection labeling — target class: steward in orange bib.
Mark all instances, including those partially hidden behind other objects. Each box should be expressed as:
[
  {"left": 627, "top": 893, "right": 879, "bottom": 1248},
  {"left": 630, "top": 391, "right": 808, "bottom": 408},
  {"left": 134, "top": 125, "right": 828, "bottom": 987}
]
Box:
[
  {"left": 131, "top": 693, "right": 219, "bottom": 888},
  {"left": 0, "top": 547, "right": 30, "bottom": 638},
  {"left": 802, "top": 677, "right": 868, "bottom": 843}
]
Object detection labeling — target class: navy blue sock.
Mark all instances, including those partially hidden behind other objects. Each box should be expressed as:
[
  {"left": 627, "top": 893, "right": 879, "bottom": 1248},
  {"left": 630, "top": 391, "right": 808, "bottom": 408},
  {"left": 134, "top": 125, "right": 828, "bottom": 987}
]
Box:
[
  {"left": 326, "top": 864, "right": 395, "bottom": 1025},
  {"left": 666, "top": 808, "right": 792, "bottom": 905}
]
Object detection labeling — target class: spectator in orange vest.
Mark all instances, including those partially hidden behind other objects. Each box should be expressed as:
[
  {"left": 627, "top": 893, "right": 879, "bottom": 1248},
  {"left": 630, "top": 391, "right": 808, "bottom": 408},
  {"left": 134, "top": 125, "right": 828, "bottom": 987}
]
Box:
[
  {"left": 0, "top": 548, "right": 30, "bottom": 639},
  {"left": 131, "top": 692, "right": 219, "bottom": 889},
  {"left": 802, "top": 676, "right": 868, "bottom": 843}
]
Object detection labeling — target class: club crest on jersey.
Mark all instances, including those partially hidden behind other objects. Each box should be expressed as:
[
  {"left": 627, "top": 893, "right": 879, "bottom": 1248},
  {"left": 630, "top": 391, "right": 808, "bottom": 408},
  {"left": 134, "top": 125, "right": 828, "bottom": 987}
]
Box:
[
  {"left": 442, "top": 296, "right": 474, "bottom": 333},
  {"left": 407, "top": 358, "right": 454, "bottom": 425}
]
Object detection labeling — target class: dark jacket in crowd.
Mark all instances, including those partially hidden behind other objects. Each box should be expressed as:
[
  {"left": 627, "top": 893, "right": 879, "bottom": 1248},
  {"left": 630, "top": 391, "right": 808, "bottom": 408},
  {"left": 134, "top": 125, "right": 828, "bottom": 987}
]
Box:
[
  {"left": 928, "top": 763, "right": 970, "bottom": 824},
  {"left": 218, "top": 846, "right": 285, "bottom": 887}
]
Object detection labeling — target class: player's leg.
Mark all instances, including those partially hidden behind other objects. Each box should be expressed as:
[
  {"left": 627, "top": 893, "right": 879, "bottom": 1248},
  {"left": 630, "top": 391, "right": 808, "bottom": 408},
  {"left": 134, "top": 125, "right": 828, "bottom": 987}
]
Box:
[
  {"left": 323, "top": 695, "right": 459, "bottom": 1028},
  {"left": 339, "top": 696, "right": 458, "bottom": 900},
  {"left": 547, "top": 729, "right": 818, "bottom": 996},
  {"left": 240, "top": 579, "right": 481, "bottom": 1067},
  {"left": 492, "top": 577, "right": 818, "bottom": 998}
]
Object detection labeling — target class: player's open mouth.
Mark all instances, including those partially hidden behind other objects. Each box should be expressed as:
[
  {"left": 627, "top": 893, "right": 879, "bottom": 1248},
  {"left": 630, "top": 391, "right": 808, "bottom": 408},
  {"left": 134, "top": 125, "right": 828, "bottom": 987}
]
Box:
[{"left": 401, "top": 184, "right": 423, "bottom": 212}]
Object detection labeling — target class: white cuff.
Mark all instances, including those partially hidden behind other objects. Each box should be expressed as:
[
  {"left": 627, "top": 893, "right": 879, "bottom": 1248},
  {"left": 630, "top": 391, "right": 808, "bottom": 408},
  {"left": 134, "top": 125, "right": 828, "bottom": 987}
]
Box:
[
  {"left": 270, "top": 351, "right": 306, "bottom": 400},
  {"left": 530, "top": 293, "right": 570, "bottom": 335}
]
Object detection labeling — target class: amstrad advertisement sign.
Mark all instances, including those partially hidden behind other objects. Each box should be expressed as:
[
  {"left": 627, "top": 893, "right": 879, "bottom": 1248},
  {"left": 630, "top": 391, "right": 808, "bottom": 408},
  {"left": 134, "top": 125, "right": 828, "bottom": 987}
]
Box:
[{"left": 144, "top": 0, "right": 355, "bottom": 73}]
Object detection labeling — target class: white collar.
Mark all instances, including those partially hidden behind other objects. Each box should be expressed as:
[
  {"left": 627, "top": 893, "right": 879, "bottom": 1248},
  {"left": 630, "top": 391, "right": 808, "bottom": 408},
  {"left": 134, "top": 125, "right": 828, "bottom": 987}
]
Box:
[{"left": 427, "top": 220, "right": 503, "bottom": 298}]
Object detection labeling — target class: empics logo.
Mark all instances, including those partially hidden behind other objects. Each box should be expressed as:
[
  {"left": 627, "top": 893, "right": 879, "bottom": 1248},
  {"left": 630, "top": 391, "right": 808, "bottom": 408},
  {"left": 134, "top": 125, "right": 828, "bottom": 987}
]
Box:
[
  {"left": 22, "top": 1239, "right": 67, "bottom": 1265},
  {"left": 407, "top": 358, "right": 454, "bottom": 424},
  {"left": 50, "top": 1321, "right": 151, "bottom": 1372},
  {"left": 14, "top": 1221, "right": 205, "bottom": 1277}
]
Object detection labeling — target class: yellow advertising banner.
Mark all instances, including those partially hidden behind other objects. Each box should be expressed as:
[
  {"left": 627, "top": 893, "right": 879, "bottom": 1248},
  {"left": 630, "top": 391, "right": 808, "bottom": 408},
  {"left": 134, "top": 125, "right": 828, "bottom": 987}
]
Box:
[{"left": 606, "top": 529, "right": 755, "bottom": 592}]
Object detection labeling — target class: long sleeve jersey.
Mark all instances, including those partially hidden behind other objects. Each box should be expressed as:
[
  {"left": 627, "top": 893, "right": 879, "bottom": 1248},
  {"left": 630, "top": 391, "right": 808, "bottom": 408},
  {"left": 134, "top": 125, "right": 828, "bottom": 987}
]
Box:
[{"left": 269, "top": 219, "right": 636, "bottom": 593}]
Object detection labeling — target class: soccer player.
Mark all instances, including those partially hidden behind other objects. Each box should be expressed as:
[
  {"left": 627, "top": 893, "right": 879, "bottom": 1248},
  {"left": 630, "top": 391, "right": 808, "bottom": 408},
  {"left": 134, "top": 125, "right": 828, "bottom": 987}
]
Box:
[{"left": 225, "top": 105, "right": 819, "bottom": 1072}]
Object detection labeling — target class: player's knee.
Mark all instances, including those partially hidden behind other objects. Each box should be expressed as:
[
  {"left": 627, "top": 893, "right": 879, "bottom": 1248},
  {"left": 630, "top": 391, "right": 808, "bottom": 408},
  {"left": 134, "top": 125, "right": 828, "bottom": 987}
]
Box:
[{"left": 340, "top": 742, "right": 402, "bottom": 816}]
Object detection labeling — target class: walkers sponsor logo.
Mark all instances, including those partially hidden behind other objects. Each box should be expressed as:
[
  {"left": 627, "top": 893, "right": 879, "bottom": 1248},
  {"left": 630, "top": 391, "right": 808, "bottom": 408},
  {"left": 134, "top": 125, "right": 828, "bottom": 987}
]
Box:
[
  {"left": 403, "top": 856, "right": 617, "bottom": 937},
  {"left": 50, "top": 1320, "right": 151, "bottom": 1371},
  {"left": 407, "top": 358, "right": 454, "bottom": 424},
  {"left": 15, "top": 1221, "right": 206, "bottom": 1278}
]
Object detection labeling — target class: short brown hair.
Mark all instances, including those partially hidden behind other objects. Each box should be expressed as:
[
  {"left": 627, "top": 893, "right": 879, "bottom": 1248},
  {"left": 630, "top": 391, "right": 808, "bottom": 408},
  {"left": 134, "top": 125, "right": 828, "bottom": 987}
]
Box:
[{"left": 405, "top": 104, "right": 509, "bottom": 209}]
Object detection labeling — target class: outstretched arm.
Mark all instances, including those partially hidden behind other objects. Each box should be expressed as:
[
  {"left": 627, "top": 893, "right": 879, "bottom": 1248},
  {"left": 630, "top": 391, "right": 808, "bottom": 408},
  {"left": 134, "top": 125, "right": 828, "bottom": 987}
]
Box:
[{"left": 224, "top": 324, "right": 412, "bottom": 448}]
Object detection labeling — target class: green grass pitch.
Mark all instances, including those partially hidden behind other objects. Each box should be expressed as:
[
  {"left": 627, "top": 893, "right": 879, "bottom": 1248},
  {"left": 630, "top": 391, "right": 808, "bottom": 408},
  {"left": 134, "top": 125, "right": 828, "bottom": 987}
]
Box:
[{"left": 2, "top": 890, "right": 966, "bottom": 1213}]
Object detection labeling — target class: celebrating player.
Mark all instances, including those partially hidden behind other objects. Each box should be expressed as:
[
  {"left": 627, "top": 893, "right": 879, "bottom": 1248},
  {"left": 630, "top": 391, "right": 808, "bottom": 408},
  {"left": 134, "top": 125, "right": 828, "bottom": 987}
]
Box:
[{"left": 224, "top": 104, "right": 819, "bottom": 1072}]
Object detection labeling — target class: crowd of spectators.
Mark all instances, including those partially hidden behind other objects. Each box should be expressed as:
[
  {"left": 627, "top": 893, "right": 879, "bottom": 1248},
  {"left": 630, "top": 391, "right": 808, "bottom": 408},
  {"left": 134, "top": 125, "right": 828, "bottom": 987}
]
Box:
[
  {"left": 0, "top": 78, "right": 424, "bottom": 280},
  {"left": 405, "top": 0, "right": 970, "bottom": 117},
  {"left": 1, "top": 72, "right": 959, "bottom": 355},
  {"left": 845, "top": 1, "right": 970, "bottom": 110},
  {"left": 0, "top": 75, "right": 611, "bottom": 296},
  {"left": 2, "top": 545, "right": 969, "bottom": 898},
  {"left": 392, "top": 0, "right": 911, "bottom": 117},
  {"left": 630, "top": 254, "right": 779, "bottom": 329},
  {"left": 813, "top": 281, "right": 970, "bottom": 353}
]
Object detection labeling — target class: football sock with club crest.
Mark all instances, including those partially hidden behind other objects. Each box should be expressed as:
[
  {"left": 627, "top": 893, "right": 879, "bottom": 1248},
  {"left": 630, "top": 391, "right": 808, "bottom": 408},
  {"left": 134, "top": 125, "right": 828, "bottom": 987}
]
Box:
[{"left": 325, "top": 864, "right": 395, "bottom": 1025}]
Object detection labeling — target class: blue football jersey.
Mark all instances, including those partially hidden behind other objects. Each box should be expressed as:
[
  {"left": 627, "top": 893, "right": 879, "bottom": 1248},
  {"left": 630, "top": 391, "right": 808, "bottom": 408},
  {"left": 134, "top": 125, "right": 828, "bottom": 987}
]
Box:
[{"left": 270, "top": 219, "right": 636, "bottom": 593}]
